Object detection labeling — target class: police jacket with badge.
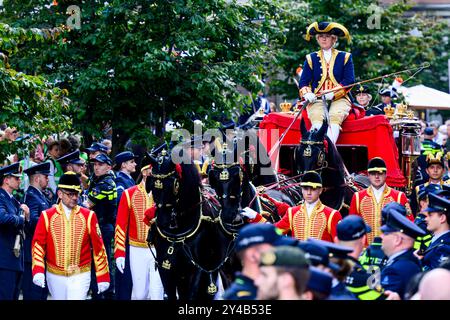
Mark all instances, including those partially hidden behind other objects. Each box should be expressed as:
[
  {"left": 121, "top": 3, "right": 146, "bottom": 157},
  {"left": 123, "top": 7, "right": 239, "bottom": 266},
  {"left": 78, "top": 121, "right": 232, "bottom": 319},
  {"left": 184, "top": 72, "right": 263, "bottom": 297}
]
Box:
[
  {"left": 359, "top": 237, "right": 387, "bottom": 271},
  {"left": 88, "top": 172, "right": 118, "bottom": 226},
  {"left": 221, "top": 272, "right": 257, "bottom": 300},
  {"left": 0, "top": 188, "right": 25, "bottom": 271},
  {"left": 23, "top": 186, "right": 51, "bottom": 263}
]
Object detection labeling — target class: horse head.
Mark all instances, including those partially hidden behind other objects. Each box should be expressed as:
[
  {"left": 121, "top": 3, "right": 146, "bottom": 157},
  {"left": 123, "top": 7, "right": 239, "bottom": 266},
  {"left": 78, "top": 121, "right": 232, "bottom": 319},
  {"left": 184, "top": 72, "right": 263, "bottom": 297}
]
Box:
[
  {"left": 296, "top": 118, "right": 328, "bottom": 174},
  {"left": 208, "top": 142, "right": 244, "bottom": 226},
  {"left": 145, "top": 149, "right": 183, "bottom": 230}
]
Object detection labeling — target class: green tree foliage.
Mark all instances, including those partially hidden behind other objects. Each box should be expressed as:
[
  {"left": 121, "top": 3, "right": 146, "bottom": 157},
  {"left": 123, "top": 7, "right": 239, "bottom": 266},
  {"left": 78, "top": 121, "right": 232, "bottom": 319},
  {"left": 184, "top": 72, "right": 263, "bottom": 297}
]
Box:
[
  {"left": 0, "top": 23, "right": 71, "bottom": 162},
  {"left": 270, "top": 0, "right": 450, "bottom": 101},
  {"left": 3, "top": 0, "right": 286, "bottom": 151}
]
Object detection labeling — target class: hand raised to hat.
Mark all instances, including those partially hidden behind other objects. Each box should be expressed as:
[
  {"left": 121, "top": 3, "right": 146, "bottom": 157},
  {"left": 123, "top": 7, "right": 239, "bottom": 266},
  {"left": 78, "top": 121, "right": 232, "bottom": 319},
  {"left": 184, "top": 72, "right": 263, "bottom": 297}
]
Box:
[{"left": 20, "top": 204, "right": 30, "bottom": 222}]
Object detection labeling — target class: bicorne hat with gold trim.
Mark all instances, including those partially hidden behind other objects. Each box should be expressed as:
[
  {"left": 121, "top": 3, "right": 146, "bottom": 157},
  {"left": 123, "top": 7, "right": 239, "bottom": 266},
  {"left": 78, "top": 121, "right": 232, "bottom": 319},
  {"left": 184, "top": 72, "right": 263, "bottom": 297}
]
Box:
[
  {"left": 367, "top": 157, "right": 387, "bottom": 174},
  {"left": 426, "top": 152, "right": 444, "bottom": 168},
  {"left": 305, "top": 21, "right": 351, "bottom": 43},
  {"left": 58, "top": 171, "right": 82, "bottom": 193},
  {"left": 301, "top": 171, "right": 322, "bottom": 189},
  {"left": 353, "top": 85, "right": 370, "bottom": 95}
]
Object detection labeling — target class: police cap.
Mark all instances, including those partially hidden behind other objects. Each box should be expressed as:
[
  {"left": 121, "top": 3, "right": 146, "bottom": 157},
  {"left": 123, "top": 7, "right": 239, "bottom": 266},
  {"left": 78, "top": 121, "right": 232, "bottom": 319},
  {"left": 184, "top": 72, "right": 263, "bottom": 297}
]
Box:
[
  {"left": 57, "top": 150, "right": 84, "bottom": 165},
  {"left": 381, "top": 209, "right": 426, "bottom": 239},
  {"left": 114, "top": 151, "right": 137, "bottom": 168},
  {"left": 307, "top": 238, "right": 353, "bottom": 259},
  {"left": 297, "top": 241, "right": 340, "bottom": 271},
  {"left": 235, "top": 224, "right": 297, "bottom": 252},
  {"left": 259, "top": 246, "right": 310, "bottom": 268},
  {"left": 23, "top": 162, "right": 51, "bottom": 176},
  {"left": 337, "top": 215, "right": 372, "bottom": 241},
  {"left": 86, "top": 142, "right": 109, "bottom": 154},
  {"left": 0, "top": 162, "right": 22, "bottom": 178},
  {"left": 91, "top": 153, "right": 113, "bottom": 166},
  {"left": 418, "top": 184, "right": 442, "bottom": 201},
  {"left": 306, "top": 266, "right": 333, "bottom": 297},
  {"left": 425, "top": 193, "right": 450, "bottom": 214}
]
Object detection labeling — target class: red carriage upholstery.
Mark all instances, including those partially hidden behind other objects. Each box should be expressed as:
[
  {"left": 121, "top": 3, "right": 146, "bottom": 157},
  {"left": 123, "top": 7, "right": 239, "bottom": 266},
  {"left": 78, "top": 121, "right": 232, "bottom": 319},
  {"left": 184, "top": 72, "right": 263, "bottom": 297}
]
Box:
[{"left": 258, "top": 111, "right": 405, "bottom": 188}]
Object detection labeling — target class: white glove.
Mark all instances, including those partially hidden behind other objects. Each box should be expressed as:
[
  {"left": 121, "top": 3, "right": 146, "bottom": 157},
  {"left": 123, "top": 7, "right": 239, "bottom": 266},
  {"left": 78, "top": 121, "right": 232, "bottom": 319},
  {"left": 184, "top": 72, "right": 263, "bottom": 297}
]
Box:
[
  {"left": 240, "top": 207, "right": 258, "bottom": 219},
  {"left": 324, "top": 92, "right": 335, "bottom": 101},
  {"left": 304, "top": 92, "right": 317, "bottom": 103},
  {"left": 97, "top": 282, "right": 110, "bottom": 294},
  {"left": 33, "top": 273, "right": 46, "bottom": 288},
  {"left": 116, "top": 257, "right": 125, "bottom": 274}
]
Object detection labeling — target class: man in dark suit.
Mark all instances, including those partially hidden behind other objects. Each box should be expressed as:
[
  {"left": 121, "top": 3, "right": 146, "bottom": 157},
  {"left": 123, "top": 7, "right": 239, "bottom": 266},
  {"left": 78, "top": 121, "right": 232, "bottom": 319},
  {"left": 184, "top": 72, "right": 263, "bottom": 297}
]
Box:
[
  {"left": 380, "top": 209, "right": 425, "bottom": 299},
  {"left": 419, "top": 193, "right": 450, "bottom": 270},
  {"left": 0, "top": 162, "right": 30, "bottom": 300},
  {"left": 22, "top": 162, "right": 52, "bottom": 300}
]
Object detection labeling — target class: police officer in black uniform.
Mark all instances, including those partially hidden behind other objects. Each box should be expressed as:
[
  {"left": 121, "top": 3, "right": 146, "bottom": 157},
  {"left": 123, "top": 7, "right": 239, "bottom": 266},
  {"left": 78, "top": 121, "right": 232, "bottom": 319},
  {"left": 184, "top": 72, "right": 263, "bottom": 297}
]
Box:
[
  {"left": 85, "top": 153, "right": 117, "bottom": 299},
  {"left": 22, "top": 162, "right": 52, "bottom": 300},
  {"left": 0, "top": 162, "right": 30, "bottom": 300},
  {"left": 380, "top": 209, "right": 425, "bottom": 299},
  {"left": 419, "top": 193, "right": 450, "bottom": 270},
  {"left": 337, "top": 215, "right": 386, "bottom": 300}
]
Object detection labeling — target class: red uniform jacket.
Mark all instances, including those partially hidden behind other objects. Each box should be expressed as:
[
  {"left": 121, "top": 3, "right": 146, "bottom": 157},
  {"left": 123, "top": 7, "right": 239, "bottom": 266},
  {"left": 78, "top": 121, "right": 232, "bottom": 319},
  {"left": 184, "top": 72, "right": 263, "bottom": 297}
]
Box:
[
  {"left": 114, "top": 183, "right": 153, "bottom": 259},
  {"left": 274, "top": 201, "right": 342, "bottom": 242},
  {"left": 32, "top": 203, "right": 110, "bottom": 283},
  {"left": 349, "top": 185, "right": 413, "bottom": 244}
]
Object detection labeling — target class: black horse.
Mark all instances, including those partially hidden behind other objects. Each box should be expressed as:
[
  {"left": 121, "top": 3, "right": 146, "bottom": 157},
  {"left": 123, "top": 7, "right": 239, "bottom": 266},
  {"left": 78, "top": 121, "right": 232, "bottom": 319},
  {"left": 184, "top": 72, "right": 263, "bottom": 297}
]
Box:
[
  {"left": 295, "top": 119, "right": 366, "bottom": 216},
  {"left": 146, "top": 149, "right": 236, "bottom": 300}
]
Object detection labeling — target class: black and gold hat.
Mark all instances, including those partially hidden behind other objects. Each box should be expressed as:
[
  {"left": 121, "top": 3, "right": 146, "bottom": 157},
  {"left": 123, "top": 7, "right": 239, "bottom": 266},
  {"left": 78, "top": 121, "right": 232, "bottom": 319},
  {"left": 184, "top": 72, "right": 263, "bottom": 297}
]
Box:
[
  {"left": 305, "top": 21, "right": 351, "bottom": 43},
  {"left": 300, "top": 171, "right": 322, "bottom": 189},
  {"left": 367, "top": 157, "right": 387, "bottom": 174},
  {"left": 58, "top": 171, "right": 82, "bottom": 193},
  {"left": 259, "top": 246, "right": 310, "bottom": 268},
  {"left": 353, "top": 85, "right": 370, "bottom": 95},
  {"left": 426, "top": 152, "right": 445, "bottom": 168}
]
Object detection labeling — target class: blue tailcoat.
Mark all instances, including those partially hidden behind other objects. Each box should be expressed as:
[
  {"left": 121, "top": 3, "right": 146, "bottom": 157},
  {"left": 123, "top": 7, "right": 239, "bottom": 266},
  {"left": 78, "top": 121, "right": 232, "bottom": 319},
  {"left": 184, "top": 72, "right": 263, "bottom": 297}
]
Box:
[
  {"left": 23, "top": 186, "right": 51, "bottom": 263},
  {"left": 299, "top": 49, "right": 355, "bottom": 94},
  {"left": 0, "top": 188, "right": 25, "bottom": 271}
]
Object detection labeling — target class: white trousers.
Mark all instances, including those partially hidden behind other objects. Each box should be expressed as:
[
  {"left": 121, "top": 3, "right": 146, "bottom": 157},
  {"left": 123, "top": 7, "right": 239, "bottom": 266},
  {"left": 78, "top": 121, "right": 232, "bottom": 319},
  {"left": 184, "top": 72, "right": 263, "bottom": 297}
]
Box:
[
  {"left": 46, "top": 271, "right": 91, "bottom": 300},
  {"left": 129, "top": 246, "right": 164, "bottom": 300}
]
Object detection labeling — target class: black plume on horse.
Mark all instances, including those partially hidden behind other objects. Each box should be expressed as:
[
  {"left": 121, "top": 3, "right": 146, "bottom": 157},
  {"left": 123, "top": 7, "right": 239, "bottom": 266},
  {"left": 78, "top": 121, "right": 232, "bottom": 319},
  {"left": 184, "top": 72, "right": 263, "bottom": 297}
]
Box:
[
  {"left": 145, "top": 149, "right": 235, "bottom": 300},
  {"left": 295, "top": 118, "right": 357, "bottom": 215}
]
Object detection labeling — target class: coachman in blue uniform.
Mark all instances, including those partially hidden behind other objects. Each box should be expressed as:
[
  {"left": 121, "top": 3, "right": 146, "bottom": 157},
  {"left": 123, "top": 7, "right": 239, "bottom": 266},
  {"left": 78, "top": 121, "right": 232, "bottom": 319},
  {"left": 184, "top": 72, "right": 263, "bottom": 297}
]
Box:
[
  {"left": 22, "top": 162, "right": 51, "bottom": 300},
  {"left": 0, "top": 162, "right": 30, "bottom": 300},
  {"left": 299, "top": 21, "right": 354, "bottom": 144},
  {"left": 380, "top": 209, "right": 425, "bottom": 299},
  {"left": 420, "top": 193, "right": 450, "bottom": 270}
]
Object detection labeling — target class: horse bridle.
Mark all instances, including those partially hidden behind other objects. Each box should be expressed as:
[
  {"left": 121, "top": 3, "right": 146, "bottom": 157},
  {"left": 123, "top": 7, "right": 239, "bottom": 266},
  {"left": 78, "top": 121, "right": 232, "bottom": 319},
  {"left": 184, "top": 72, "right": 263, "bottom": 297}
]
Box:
[{"left": 300, "top": 140, "right": 328, "bottom": 171}]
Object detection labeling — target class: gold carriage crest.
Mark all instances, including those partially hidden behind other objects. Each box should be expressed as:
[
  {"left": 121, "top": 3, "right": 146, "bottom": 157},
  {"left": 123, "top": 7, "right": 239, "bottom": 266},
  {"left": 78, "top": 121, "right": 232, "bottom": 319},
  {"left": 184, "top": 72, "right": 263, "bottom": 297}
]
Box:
[
  {"left": 162, "top": 260, "right": 171, "bottom": 270},
  {"left": 155, "top": 179, "right": 163, "bottom": 189},
  {"left": 208, "top": 282, "right": 218, "bottom": 295},
  {"left": 220, "top": 169, "right": 229, "bottom": 181}
]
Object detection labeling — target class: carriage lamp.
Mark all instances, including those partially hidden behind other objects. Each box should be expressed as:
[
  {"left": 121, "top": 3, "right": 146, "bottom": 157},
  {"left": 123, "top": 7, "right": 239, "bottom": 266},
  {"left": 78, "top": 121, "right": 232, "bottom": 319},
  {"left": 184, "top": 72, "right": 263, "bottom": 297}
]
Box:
[{"left": 400, "top": 121, "right": 421, "bottom": 195}]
